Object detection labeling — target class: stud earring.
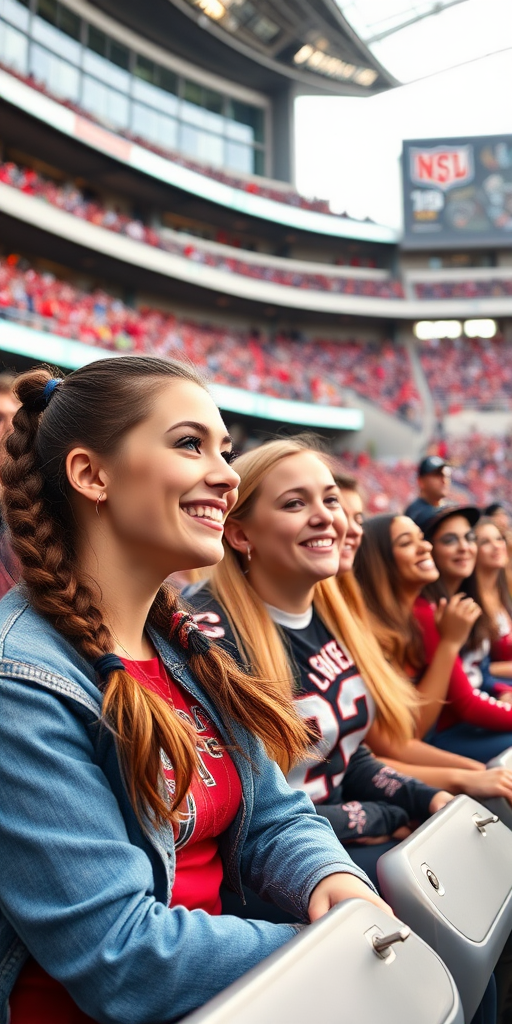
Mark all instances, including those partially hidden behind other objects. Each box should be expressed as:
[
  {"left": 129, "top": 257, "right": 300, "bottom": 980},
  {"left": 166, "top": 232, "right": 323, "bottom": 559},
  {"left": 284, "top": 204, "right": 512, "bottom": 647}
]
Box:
[{"left": 96, "top": 492, "right": 106, "bottom": 516}]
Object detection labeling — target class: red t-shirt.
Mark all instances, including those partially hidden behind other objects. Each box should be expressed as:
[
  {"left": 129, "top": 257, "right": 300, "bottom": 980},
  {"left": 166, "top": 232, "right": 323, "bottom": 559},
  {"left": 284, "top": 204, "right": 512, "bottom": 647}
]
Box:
[
  {"left": 413, "top": 597, "right": 512, "bottom": 732},
  {"left": 10, "top": 657, "right": 242, "bottom": 1024},
  {"left": 123, "top": 656, "right": 242, "bottom": 916}
]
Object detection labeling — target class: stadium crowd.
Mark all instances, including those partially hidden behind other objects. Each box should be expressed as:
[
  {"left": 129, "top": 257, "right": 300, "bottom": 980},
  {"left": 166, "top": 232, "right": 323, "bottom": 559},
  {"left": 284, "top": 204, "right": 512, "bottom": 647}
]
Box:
[
  {"left": 0, "top": 161, "right": 402, "bottom": 298},
  {"left": 419, "top": 334, "right": 512, "bottom": 414},
  {"left": 0, "top": 257, "right": 420, "bottom": 421},
  {"left": 0, "top": 62, "right": 352, "bottom": 217},
  {"left": 414, "top": 279, "right": 512, "bottom": 299}
]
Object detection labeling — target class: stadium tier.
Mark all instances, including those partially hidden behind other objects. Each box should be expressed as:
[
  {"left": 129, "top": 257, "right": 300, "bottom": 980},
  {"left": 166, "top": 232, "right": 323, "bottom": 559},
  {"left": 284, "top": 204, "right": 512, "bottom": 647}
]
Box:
[
  {"left": 0, "top": 257, "right": 420, "bottom": 423},
  {"left": 1, "top": 0, "right": 512, "bottom": 516}
]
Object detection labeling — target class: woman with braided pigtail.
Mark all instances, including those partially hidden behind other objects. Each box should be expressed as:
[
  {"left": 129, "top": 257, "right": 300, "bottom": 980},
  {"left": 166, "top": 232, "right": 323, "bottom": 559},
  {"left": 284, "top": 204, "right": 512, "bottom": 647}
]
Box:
[{"left": 0, "top": 356, "right": 390, "bottom": 1024}]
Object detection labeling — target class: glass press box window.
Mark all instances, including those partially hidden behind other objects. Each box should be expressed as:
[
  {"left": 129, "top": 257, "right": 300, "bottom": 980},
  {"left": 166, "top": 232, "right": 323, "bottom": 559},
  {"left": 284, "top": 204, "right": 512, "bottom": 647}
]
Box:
[{"left": 0, "top": 0, "right": 268, "bottom": 175}]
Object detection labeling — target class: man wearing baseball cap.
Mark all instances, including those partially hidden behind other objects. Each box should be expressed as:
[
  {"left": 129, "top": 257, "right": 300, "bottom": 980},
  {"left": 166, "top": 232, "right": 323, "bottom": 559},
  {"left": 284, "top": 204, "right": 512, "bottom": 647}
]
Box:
[{"left": 404, "top": 455, "right": 452, "bottom": 520}]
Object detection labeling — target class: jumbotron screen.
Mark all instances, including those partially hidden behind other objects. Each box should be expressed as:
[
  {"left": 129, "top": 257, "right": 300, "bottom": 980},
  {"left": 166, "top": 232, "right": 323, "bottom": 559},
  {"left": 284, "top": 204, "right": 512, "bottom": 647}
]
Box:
[{"left": 402, "top": 134, "right": 512, "bottom": 249}]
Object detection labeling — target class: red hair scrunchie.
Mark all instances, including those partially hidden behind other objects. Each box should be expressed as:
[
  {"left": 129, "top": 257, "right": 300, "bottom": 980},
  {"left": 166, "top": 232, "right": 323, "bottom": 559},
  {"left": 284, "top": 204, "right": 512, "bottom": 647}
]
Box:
[{"left": 170, "top": 610, "right": 211, "bottom": 655}]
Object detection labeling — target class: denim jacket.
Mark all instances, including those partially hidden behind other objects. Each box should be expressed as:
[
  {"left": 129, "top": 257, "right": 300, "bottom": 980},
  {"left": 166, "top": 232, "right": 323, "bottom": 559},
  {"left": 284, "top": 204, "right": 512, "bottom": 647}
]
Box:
[{"left": 0, "top": 588, "right": 371, "bottom": 1024}]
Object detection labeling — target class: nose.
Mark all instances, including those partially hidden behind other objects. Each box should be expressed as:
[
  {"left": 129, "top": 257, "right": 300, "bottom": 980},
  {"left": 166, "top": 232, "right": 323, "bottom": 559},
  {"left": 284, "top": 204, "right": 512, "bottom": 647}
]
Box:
[
  {"left": 347, "top": 517, "right": 363, "bottom": 540},
  {"left": 419, "top": 538, "right": 432, "bottom": 554},
  {"left": 206, "top": 456, "right": 240, "bottom": 494}
]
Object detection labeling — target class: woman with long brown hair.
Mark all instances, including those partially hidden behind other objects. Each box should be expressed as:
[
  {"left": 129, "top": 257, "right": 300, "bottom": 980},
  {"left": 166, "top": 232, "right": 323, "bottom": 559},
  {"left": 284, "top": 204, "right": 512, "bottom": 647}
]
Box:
[
  {"left": 186, "top": 438, "right": 452, "bottom": 888},
  {"left": 0, "top": 357, "right": 388, "bottom": 1024},
  {"left": 354, "top": 513, "right": 512, "bottom": 766}
]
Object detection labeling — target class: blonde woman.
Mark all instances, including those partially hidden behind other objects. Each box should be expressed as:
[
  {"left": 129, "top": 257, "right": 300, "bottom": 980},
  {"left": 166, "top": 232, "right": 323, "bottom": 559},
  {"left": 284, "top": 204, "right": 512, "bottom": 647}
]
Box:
[{"left": 185, "top": 438, "right": 450, "bottom": 888}]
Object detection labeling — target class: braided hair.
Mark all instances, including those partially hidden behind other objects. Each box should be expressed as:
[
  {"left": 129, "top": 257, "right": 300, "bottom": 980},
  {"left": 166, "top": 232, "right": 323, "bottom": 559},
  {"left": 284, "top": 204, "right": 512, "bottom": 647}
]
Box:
[{"left": 2, "top": 357, "right": 309, "bottom": 826}]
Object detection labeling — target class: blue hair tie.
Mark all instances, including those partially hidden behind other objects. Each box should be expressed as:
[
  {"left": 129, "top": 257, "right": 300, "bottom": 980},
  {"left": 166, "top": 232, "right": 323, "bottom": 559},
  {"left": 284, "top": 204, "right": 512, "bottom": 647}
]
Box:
[
  {"left": 42, "top": 378, "right": 62, "bottom": 408},
  {"left": 94, "top": 653, "right": 126, "bottom": 683}
]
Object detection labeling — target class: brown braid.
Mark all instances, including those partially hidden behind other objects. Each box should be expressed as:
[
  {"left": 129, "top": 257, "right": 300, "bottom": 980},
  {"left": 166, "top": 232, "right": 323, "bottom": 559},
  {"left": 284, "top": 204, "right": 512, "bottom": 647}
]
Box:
[{"left": 2, "top": 358, "right": 309, "bottom": 827}]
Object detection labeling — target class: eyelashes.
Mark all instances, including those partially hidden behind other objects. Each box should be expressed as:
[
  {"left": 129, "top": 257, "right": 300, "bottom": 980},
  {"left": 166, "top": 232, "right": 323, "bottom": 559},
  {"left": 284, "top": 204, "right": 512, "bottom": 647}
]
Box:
[
  {"left": 222, "top": 449, "right": 239, "bottom": 465},
  {"left": 175, "top": 435, "right": 238, "bottom": 464}
]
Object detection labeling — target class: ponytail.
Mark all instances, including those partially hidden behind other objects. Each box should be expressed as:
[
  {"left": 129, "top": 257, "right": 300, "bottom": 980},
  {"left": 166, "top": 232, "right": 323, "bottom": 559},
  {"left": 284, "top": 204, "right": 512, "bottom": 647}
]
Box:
[{"left": 2, "top": 362, "right": 309, "bottom": 827}]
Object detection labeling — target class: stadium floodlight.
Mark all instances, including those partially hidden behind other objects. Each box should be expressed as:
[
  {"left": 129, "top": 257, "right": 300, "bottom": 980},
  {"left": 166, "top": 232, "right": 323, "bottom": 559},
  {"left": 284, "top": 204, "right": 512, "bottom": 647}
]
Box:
[
  {"left": 414, "top": 320, "right": 462, "bottom": 340},
  {"left": 195, "top": 0, "right": 226, "bottom": 18},
  {"left": 464, "top": 319, "right": 497, "bottom": 339}
]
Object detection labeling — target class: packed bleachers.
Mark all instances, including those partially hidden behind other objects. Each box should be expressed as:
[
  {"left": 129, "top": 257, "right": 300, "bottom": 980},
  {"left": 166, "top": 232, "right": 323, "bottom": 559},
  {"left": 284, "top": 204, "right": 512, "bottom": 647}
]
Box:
[
  {"left": 0, "top": 161, "right": 402, "bottom": 298},
  {"left": 0, "top": 257, "right": 420, "bottom": 421},
  {"left": 414, "top": 279, "right": 512, "bottom": 300},
  {"left": 418, "top": 334, "right": 512, "bottom": 414},
  {"left": 0, "top": 62, "right": 348, "bottom": 219}
]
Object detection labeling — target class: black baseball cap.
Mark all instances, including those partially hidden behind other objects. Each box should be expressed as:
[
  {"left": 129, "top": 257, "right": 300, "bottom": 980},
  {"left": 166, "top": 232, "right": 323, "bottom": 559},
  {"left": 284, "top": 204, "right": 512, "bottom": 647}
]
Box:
[
  {"left": 418, "top": 455, "right": 450, "bottom": 477},
  {"left": 409, "top": 503, "right": 480, "bottom": 540}
]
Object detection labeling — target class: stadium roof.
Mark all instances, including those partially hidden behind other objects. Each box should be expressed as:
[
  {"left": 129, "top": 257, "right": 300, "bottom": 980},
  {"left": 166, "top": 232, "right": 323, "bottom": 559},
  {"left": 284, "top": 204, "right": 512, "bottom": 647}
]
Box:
[
  {"left": 94, "top": 0, "right": 395, "bottom": 95},
  {"left": 335, "top": 0, "right": 512, "bottom": 82}
]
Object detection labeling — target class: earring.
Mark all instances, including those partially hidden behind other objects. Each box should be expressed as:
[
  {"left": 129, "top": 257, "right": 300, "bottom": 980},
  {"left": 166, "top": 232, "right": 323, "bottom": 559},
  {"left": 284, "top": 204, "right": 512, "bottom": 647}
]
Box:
[
  {"left": 243, "top": 546, "right": 252, "bottom": 575},
  {"left": 96, "top": 492, "right": 106, "bottom": 516}
]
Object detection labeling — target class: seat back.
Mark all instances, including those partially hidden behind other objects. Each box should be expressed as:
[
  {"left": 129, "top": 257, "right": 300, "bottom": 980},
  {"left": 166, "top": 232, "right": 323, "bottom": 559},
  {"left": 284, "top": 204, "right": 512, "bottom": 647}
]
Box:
[
  {"left": 186, "top": 899, "right": 462, "bottom": 1024},
  {"left": 486, "top": 746, "right": 512, "bottom": 829},
  {"left": 378, "top": 794, "right": 512, "bottom": 1022}
]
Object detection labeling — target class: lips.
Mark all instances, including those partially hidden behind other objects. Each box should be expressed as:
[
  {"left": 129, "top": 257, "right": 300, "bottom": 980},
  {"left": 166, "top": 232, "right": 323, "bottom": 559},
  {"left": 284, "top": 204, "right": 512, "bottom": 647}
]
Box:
[
  {"left": 300, "top": 537, "right": 335, "bottom": 549},
  {"left": 181, "top": 503, "right": 225, "bottom": 531},
  {"left": 416, "top": 558, "right": 435, "bottom": 570}
]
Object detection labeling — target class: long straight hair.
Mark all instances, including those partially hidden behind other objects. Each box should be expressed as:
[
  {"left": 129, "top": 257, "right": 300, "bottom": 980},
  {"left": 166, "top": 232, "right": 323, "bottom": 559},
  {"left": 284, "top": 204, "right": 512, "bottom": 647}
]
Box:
[
  {"left": 353, "top": 513, "right": 425, "bottom": 672},
  {"left": 465, "top": 517, "right": 512, "bottom": 646},
  {"left": 2, "top": 358, "right": 310, "bottom": 826},
  {"left": 208, "top": 440, "right": 416, "bottom": 744}
]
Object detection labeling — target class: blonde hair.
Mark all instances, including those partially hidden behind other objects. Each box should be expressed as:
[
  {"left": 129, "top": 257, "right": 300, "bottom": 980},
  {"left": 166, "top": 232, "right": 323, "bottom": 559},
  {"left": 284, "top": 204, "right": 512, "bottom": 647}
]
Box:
[{"left": 209, "top": 438, "right": 416, "bottom": 744}]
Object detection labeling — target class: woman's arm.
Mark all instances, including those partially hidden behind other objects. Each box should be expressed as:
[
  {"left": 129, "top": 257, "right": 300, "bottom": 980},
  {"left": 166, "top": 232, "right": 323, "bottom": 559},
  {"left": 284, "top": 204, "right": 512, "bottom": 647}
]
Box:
[
  {"left": 0, "top": 678, "right": 332, "bottom": 1024},
  {"left": 437, "top": 653, "right": 512, "bottom": 731},
  {"left": 413, "top": 596, "right": 482, "bottom": 735},
  {"left": 489, "top": 662, "right": 512, "bottom": 679},
  {"left": 366, "top": 726, "right": 484, "bottom": 771},
  {"left": 341, "top": 743, "right": 439, "bottom": 822},
  {"left": 238, "top": 732, "right": 379, "bottom": 918}
]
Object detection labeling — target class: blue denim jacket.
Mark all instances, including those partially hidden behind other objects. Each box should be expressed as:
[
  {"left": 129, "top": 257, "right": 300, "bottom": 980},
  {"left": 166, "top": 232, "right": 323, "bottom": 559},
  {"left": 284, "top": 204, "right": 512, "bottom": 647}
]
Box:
[{"left": 0, "top": 588, "right": 372, "bottom": 1024}]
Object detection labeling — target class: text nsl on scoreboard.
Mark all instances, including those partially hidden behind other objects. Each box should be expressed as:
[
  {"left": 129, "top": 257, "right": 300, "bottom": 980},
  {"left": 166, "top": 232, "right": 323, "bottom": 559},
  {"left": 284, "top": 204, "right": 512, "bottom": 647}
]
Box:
[{"left": 402, "top": 135, "right": 512, "bottom": 249}]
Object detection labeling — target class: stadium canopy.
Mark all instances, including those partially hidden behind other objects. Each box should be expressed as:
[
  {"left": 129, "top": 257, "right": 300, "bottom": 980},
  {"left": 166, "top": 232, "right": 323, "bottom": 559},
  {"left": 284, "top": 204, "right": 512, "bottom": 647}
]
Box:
[{"left": 334, "top": 0, "right": 512, "bottom": 82}]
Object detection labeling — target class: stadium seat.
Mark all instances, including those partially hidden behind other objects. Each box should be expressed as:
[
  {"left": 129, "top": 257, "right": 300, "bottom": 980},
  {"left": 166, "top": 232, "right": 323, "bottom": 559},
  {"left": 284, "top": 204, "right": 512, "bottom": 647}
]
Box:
[
  {"left": 185, "top": 898, "right": 463, "bottom": 1024},
  {"left": 377, "top": 794, "right": 512, "bottom": 1022},
  {"left": 485, "top": 748, "right": 512, "bottom": 829}
]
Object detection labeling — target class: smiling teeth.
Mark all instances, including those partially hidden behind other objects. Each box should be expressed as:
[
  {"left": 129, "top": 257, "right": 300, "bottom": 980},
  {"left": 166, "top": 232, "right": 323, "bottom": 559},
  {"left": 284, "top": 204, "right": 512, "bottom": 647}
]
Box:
[
  {"left": 182, "top": 505, "right": 224, "bottom": 523},
  {"left": 305, "top": 538, "right": 333, "bottom": 548}
]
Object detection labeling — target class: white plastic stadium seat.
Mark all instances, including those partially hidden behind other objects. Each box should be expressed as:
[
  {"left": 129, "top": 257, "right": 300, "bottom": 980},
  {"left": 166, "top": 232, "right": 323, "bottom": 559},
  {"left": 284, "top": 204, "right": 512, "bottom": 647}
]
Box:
[
  {"left": 186, "top": 898, "right": 462, "bottom": 1024},
  {"left": 486, "top": 746, "right": 512, "bottom": 829},
  {"left": 377, "top": 794, "right": 512, "bottom": 1023}
]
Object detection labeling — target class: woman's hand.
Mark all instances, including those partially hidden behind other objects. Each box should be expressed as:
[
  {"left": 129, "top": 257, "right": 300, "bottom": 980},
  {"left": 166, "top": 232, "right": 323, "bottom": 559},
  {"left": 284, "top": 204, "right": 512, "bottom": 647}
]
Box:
[
  {"left": 435, "top": 594, "right": 482, "bottom": 648},
  {"left": 429, "top": 791, "right": 453, "bottom": 814},
  {"left": 308, "top": 872, "right": 394, "bottom": 922},
  {"left": 458, "top": 767, "right": 512, "bottom": 805}
]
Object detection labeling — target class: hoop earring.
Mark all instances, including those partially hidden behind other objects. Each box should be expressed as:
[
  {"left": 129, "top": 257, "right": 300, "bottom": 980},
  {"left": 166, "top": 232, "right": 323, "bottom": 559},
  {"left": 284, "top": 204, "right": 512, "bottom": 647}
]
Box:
[{"left": 96, "top": 492, "right": 106, "bottom": 516}]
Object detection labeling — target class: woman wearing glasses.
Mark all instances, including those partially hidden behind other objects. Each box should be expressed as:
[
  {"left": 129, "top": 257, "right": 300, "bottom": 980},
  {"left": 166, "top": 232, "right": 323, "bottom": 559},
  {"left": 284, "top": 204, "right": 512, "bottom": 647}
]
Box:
[{"left": 354, "top": 508, "right": 512, "bottom": 763}]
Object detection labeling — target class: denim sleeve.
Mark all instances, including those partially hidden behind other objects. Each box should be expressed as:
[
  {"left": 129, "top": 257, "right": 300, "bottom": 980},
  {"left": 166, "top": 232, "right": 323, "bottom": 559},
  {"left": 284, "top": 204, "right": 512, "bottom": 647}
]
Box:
[
  {"left": 0, "top": 679, "right": 302, "bottom": 1024},
  {"left": 236, "top": 736, "right": 377, "bottom": 921}
]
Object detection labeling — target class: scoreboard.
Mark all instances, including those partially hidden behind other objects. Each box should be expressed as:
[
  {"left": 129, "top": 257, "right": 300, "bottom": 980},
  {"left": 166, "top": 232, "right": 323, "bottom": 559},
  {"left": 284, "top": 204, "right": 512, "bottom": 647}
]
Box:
[{"left": 402, "top": 134, "right": 512, "bottom": 249}]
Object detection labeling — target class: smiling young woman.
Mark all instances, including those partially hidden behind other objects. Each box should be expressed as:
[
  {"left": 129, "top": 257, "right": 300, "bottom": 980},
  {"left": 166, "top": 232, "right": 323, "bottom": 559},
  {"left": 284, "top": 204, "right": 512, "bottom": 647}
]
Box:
[
  {"left": 354, "top": 514, "right": 512, "bottom": 770},
  {"left": 0, "top": 358, "right": 393, "bottom": 1024},
  {"left": 185, "top": 439, "right": 452, "bottom": 889}
]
